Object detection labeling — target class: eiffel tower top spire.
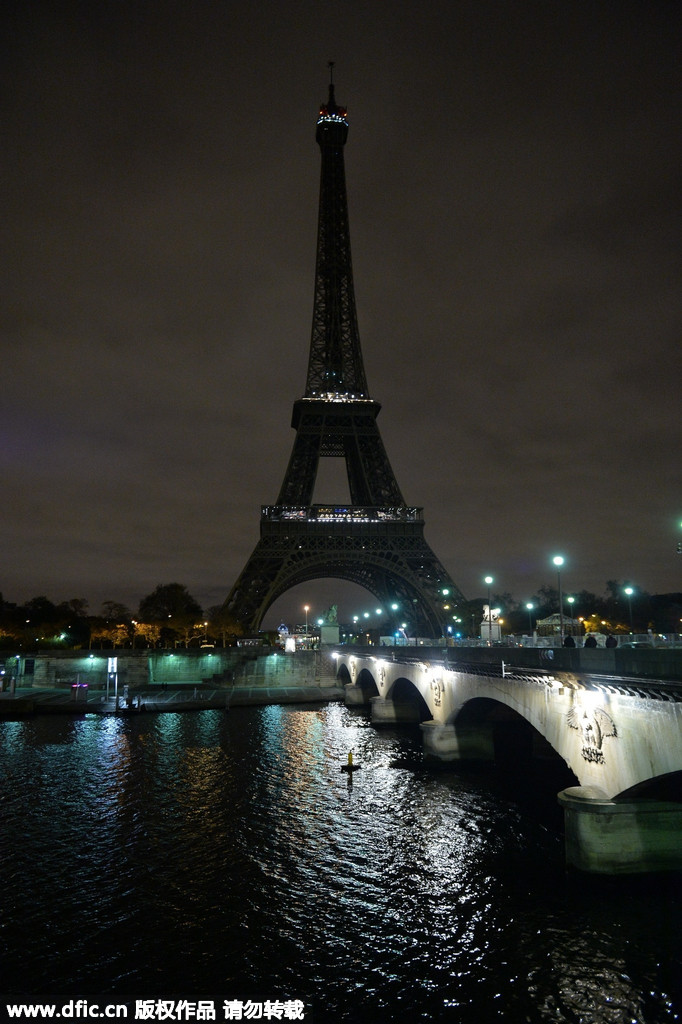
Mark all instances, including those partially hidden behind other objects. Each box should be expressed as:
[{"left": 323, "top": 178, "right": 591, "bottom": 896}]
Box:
[{"left": 305, "top": 70, "right": 369, "bottom": 399}]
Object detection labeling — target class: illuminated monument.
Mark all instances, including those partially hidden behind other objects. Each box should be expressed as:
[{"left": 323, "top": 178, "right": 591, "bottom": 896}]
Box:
[{"left": 225, "top": 73, "right": 465, "bottom": 637}]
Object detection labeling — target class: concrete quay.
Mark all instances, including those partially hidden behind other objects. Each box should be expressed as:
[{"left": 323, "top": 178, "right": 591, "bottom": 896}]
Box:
[{"left": 0, "top": 681, "right": 345, "bottom": 717}]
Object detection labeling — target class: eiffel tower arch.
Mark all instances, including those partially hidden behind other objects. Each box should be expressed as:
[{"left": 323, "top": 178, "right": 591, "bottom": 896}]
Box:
[{"left": 225, "top": 75, "right": 465, "bottom": 638}]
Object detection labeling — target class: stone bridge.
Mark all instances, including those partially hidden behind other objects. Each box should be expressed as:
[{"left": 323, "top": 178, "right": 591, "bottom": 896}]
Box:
[{"left": 334, "top": 650, "right": 682, "bottom": 875}]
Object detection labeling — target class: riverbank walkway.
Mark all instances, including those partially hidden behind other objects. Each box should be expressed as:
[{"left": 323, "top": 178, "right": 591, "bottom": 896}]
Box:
[{"left": 0, "top": 681, "right": 345, "bottom": 716}]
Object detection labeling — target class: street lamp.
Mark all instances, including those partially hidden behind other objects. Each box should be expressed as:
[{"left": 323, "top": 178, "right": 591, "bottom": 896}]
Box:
[
  {"left": 567, "top": 596, "right": 576, "bottom": 632},
  {"left": 624, "top": 586, "right": 634, "bottom": 634},
  {"left": 484, "top": 576, "right": 493, "bottom": 644},
  {"left": 552, "top": 556, "right": 565, "bottom": 641},
  {"left": 304, "top": 605, "right": 309, "bottom": 639}
]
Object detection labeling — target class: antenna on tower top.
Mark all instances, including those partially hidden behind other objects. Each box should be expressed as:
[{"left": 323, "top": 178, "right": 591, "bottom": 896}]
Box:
[{"left": 328, "top": 60, "right": 335, "bottom": 84}]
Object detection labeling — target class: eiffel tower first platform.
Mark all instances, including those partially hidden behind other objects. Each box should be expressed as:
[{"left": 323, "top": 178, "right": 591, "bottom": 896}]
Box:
[{"left": 224, "top": 75, "right": 465, "bottom": 638}]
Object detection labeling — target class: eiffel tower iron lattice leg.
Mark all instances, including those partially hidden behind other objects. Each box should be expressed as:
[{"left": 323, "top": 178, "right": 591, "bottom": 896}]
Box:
[{"left": 225, "top": 75, "right": 465, "bottom": 637}]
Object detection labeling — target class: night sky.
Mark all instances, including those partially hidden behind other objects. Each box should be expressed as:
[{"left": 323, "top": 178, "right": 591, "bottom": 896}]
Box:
[{"left": 3, "top": 1, "right": 681, "bottom": 628}]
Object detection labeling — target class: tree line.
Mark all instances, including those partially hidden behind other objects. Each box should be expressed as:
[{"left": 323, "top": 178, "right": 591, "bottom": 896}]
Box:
[
  {"left": 463, "top": 580, "right": 682, "bottom": 637},
  {"left": 0, "top": 584, "right": 244, "bottom": 650},
  {"left": 1, "top": 580, "right": 681, "bottom": 650}
]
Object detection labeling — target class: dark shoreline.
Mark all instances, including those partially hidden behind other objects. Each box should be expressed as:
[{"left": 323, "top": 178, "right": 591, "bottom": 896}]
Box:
[{"left": 0, "top": 684, "right": 346, "bottom": 717}]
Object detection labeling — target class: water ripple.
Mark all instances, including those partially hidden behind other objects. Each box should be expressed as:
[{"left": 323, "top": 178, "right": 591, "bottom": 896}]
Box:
[{"left": 1, "top": 706, "right": 681, "bottom": 1021}]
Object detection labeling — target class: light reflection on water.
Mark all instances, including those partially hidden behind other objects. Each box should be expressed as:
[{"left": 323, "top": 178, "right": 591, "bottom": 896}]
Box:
[{"left": 1, "top": 703, "right": 681, "bottom": 1022}]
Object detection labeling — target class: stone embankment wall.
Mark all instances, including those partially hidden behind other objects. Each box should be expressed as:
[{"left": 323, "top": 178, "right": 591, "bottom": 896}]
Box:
[
  {"left": 7, "top": 643, "right": 680, "bottom": 691},
  {"left": 5, "top": 648, "right": 338, "bottom": 691}
]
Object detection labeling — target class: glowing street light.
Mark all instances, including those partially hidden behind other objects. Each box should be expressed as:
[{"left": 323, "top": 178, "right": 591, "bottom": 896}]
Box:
[
  {"left": 624, "top": 586, "right": 634, "bottom": 634},
  {"left": 526, "top": 602, "right": 534, "bottom": 635},
  {"left": 567, "top": 596, "right": 576, "bottom": 631},
  {"left": 552, "top": 556, "right": 565, "bottom": 641},
  {"left": 484, "top": 576, "right": 493, "bottom": 644},
  {"left": 304, "top": 605, "right": 309, "bottom": 637}
]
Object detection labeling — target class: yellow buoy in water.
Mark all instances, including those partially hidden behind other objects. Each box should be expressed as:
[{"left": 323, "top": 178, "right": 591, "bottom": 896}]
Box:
[{"left": 341, "top": 750, "right": 360, "bottom": 773}]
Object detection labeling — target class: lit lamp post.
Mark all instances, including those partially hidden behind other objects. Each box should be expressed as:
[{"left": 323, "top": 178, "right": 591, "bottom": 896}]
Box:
[
  {"left": 484, "top": 576, "right": 493, "bottom": 644},
  {"left": 526, "top": 602, "right": 534, "bottom": 637},
  {"left": 304, "top": 605, "right": 309, "bottom": 641},
  {"left": 624, "top": 586, "right": 634, "bottom": 634},
  {"left": 567, "top": 596, "right": 576, "bottom": 636},
  {"left": 552, "top": 556, "right": 565, "bottom": 641}
]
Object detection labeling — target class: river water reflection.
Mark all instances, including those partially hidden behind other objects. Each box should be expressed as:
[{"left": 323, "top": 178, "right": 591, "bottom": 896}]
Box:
[{"left": 1, "top": 703, "right": 681, "bottom": 1022}]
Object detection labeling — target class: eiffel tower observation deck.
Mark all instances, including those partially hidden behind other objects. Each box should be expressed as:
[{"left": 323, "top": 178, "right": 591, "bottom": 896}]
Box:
[{"left": 224, "top": 72, "right": 465, "bottom": 637}]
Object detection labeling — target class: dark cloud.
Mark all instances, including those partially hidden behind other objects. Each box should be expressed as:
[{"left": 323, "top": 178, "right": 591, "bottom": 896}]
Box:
[{"left": 2, "top": 1, "right": 681, "bottom": 624}]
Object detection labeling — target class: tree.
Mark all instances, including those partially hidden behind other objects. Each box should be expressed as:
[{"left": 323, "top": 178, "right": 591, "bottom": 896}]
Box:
[
  {"left": 531, "top": 586, "right": 558, "bottom": 619},
  {"left": 89, "top": 623, "right": 130, "bottom": 649},
  {"left": 138, "top": 584, "right": 202, "bottom": 622},
  {"left": 174, "top": 621, "right": 206, "bottom": 648},
  {"left": 137, "top": 584, "right": 203, "bottom": 647},
  {"left": 101, "top": 601, "right": 131, "bottom": 620},
  {"left": 23, "top": 596, "right": 59, "bottom": 623},
  {"left": 133, "top": 622, "right": 161, "bottom": 648},
  {"left": 59, "top": 598, "right": 89, "bottom": 618},
  {"left": 208, "top": 605, "right": 244, "bottom": 645}
]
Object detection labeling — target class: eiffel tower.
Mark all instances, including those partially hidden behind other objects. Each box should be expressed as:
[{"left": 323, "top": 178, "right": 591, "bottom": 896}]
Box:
[{"left": 225, "top": 73, "right": 465, "bottom": 637}]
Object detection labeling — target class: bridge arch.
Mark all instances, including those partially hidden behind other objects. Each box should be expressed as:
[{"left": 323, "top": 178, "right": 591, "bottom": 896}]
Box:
[
  {"left": 335, "top": 662, "right": 353, "bottom": 687},
  {"left": 615, "top": 770, "right": 682, "bottom": 802},
  {"left": 356, "top": 666, "right": 380, "bottom": 700},
  {"left": 452, "top": 696, "right": 579, "bottom": 783},
  {"left": 385, "top": 676, "right": 432, "bottom": 723}
]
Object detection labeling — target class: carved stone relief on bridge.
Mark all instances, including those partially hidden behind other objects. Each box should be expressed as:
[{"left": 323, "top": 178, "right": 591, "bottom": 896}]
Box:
[
  {"left": 567, "top": 704, "right": 618, "bottom": 765},
  {"left": 430, "top": 677, "right": 444, "bottom": 707}
]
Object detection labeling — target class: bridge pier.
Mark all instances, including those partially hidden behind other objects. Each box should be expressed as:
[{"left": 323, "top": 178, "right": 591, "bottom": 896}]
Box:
[
  {"left": 370, "top": 696, "right": 421, "bottom": 725},
  {"left": 420, "top": 721, "right": 495, "bottom": 763},
  {"left": 558, "top": 786, "right": 682, "bottom": 874},
  {"left": 344, "top": 684, "right": 369, "bottom": 706}
]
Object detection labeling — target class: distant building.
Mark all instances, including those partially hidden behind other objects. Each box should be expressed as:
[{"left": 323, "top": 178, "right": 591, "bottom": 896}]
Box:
[{"left": 536, "top": 613, "right": 582, "bottom": 637}]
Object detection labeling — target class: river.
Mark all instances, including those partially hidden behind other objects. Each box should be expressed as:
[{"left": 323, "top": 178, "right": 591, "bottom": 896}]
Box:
[{"left": 1, "top": 702, "right": 680, "bottom": 1022}]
